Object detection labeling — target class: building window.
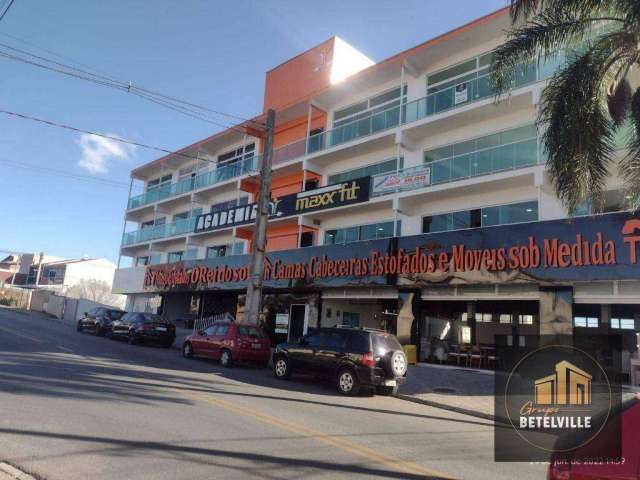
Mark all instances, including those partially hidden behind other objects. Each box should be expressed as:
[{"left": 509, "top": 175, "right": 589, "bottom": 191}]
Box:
[
  {"left": 206, "top": 242, "right": 244, "bottom": 258},
  {"left": 574, "top": 316, "right": 599, "bottom": 328},
  {"left": 328, "top": 157, "right": 403, "bottom": 185},
  {"left": 149, "top": 253, "right": 162, "bottom": 265},
  {"left": 324, "top": 220, "right": 400, "bottom": 245},
  {"left": 206, "top": 245, "right": 227, "bottom": 258},
  {"left": 611, "top": 318, "right": 635, "bottom": 330},
  {"left": 217, "top": 143, "right": 255, "bottom": 168},
  {"left": 136, "top": 256, "right": 149, "bottom": 266},
  {"left": 210, "top": 197, "right": 249, "bottom": 213},
  {"left": 299, "top": 231, "right": 314, "bottom": 248},
  {"left": 168, "top": 251, "right": 184, "bottom": 263},
  {"left": 499, "top": 314, "right": 513, "bottom": 324},
  {"left": 147, "top": 174, "right": 172, "bottom": 191},
  {"left": 422, "top": 201, "right": 538, "bottom": 234},
  {"left": 475, "top": 313, "right": 492, "bottom": 323},
  {"left": 343, "top": 312, "right": 360, "bottom": 327},
  {"left": 424, "top": 124, "right": 538, "bottom": 184},
  {"left": 519, "top": 314, "right": 535, "bottom": 325},
  {"left": 333, "top": 86, "right": 407, "bottom": 128}
]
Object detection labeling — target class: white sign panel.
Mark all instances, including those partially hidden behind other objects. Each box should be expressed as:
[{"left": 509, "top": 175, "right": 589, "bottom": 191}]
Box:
[
  {"left": 454, "top": 83, "right": 468, "bottom": 104},
  {"left": 372, "top": 166, "right": 431, "bottom": 195},
  {"left": 275, "top": 313, "right": 289, "bottom": 334}
]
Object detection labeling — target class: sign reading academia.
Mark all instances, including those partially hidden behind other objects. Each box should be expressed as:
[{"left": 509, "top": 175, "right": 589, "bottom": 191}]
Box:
[
  {"left": 194, "top": 176, "right": 370, "bottom": 233},
  {"left": 144, "top": 213, "right": 640, "bottom": 291}
]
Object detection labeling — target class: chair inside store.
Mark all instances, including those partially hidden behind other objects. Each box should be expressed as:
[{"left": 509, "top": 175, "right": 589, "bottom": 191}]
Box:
[{"left": 420, "top": 300, "right": 539, "bottom": 369}]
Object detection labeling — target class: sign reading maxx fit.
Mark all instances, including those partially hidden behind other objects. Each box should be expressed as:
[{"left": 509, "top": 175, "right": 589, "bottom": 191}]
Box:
[{"left": 193, "top": 176, "right": 370, "bottom": 233}]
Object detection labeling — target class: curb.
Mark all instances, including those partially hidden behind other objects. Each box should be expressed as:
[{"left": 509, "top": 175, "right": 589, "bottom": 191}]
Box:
[
  {"left": 0, "top": 462, "right": 38, "bottom": 480},
  {"left": 396, "top": 394, "right": 505, "bottom": 423}
]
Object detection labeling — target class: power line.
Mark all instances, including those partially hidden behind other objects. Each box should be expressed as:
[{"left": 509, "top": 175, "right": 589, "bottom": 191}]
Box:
[
  {"left": 0, "top": 157, "right": 129, "bottom": 188},
  {"left": 0, "top": 38, "right": 265, "bottom": 129},
  {"left": 0, "top": 0, "right": 15, "bottom": 22},
  {"left": 0, "top": 107, "right": 222, "bottom": 165},
  {"left": 0, "top": 46, "right": 249, "bottom": 133}
]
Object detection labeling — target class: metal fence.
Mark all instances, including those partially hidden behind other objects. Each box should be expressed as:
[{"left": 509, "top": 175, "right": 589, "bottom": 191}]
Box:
[{"left": 192, "top": 312, "right": 235, "bottom": 335}]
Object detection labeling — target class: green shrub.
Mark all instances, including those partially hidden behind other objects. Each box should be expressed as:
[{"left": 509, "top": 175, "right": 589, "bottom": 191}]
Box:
[{"left": 0, "top": 297, "right": 15, "bottom": 306}]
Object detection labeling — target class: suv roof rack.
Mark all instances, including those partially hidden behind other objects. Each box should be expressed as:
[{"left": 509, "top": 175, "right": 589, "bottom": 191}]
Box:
[{"left": 332, "top": 324, "right": 387, "bottom": 333}]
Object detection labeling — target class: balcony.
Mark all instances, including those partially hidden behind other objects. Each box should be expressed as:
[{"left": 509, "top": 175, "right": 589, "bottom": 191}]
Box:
[
  {"left": 125, "top": 60, "right": 551, "bottom": 211},
  {"left": 371, "top": 133, "right": 541, "bottom": 197},
  {"left": 127, "top": 155, "right": 258, "bottom": 210},
  {"left": 122, "top": 216, "right": 197, "bottom": 246}
]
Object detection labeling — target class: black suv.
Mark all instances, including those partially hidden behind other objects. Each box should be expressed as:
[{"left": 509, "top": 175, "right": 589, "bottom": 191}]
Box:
[
  {"left": 76, "top": 307, "right": 126, "bottom": 336},
  {"left": 272, "top": 327, "right": 408, "bottom": 396}
]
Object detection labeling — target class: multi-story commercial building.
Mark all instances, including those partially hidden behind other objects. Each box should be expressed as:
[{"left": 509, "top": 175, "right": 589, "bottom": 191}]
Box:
[{"left": 113, "top": 7, "right": 640, "bottom": 369}]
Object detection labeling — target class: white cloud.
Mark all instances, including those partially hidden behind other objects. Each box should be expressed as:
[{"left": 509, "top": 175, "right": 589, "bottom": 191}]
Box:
[{"left": 77, "top": 133, "right": 135, "bottom": 174}]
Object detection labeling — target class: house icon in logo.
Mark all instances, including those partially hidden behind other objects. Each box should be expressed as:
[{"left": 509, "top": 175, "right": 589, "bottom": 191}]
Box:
[{"left": 534, "top": 361, "right": 592, "bottom": 405}]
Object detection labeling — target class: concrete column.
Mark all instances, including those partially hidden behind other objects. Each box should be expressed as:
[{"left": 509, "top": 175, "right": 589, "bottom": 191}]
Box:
[
  {"left": 397, "top": 291, "right": 419, "bottom": 345},
  {"left": 539, "top": 287, "right": 573, "bottom": 336},
  {"left": 600, "top": 304, "right": 611, "bottom": 334}
]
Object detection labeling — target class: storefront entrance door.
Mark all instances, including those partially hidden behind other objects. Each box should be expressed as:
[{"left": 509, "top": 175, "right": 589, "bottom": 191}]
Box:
[{"left": 289, "top": 304, "right": 308, "bottom": 343}]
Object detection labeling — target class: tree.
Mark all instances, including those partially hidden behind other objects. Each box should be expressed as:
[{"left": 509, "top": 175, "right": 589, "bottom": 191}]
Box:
[
  {"left": 491, "top": 0, "right": 640, "bottom": 213},
  {"left": 66, "top": 279, "right": 125, "bottom": 309}
]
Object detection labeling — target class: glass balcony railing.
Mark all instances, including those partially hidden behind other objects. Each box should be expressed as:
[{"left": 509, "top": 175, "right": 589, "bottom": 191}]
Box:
[
  {"left": 122, "top": 216, "right": 197, "bottom": 246},
  {"left": 126, "top": 60, "right": 549, "bottom": 211},
  {"left": 371, "top": 136, "right": 541, "bottom": 197},
  {"left": 194, "top": 155, "right": 258, "bottom": 190},
  {"left": 403, "top": 63, "right": 537, "bottom": 124},
  {"left": 127, "top": 155, "right": 258, "bottom": 210}
]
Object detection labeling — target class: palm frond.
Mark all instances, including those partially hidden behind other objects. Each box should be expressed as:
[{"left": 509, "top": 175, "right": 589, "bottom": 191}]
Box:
[
  {"left": 607, "top": 78, "right": 631, "bottom": 126},
  {"left": 619, "top": 88, "right": 640, "bottom": 211},
  {"left": 491, "top": 8, "right": 612, "bottom": 96},
  {"left": 540, "top": 46, "right": 616, "bottom": 213}
]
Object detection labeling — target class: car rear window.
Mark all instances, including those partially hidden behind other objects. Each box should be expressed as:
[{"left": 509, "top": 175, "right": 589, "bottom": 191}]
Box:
[
  {"left": 238, "top": 325, "right": 265, "bottom": 338},
  {"left": 347, "top": 332, "right": 371, "bottom": 353},
  {"left": 106, "top": 310, "right": 124, "bottom": 320},
  {"left": 141, "top": 313, "right": 163, "bottom": 323},
  {"left": 372, "top": 333, "right": 402, "bottom": 352}
]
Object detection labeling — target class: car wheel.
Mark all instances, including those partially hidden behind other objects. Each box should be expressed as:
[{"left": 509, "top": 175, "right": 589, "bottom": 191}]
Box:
[
  {"left": 94, "top": 325, "right": 102, "bottom": 336},
  {"left": 127, "top": 332, "right": 137, "bottom": 345},
  {"left": 76, "top": 322, "right": 82, "bottom": 332},
  {"left": 220, "top": 349, "right": 233, "bottom": 367},
  {"left": 377, "top": 384, "right": 399, "bottom": 396},
  {"left": 273, "top": 356, "right": 290, "bottom": 379},
  {"left": 337, "top": 368, "right": 360, "bottom": 396},
  {"left": 183, "top": 342, "right": 193, "bottom": 358}
]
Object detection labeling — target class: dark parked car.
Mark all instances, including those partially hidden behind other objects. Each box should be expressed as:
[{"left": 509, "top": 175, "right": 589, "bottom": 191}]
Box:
[
  {"left": 183, "top": 321, "right": 271, "bottom": 367},
  {"left": 272, "top": 327, "right": 408, "bottom": 396},
  {"left": 76, "top": 307, "right": 125, "bottom": 336},
  {"left": 110, "top": 312, "right": 176, "bottom": 348}
]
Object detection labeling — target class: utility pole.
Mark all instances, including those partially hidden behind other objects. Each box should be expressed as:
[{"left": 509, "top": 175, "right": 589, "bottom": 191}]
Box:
[{"left": 244, "top": 108, "right": 275, "bottom": 325}]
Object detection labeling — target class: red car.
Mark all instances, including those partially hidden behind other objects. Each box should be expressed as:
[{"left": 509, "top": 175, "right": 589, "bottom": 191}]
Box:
[
  {"left": 182, "top": 321, "right": 271, "bottom": 367},
  {"left": 548, "top": 395, "right": 640, "bottom": 480}
]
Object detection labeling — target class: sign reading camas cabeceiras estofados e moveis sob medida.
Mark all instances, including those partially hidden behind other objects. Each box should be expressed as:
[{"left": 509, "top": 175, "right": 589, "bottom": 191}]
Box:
[
  {"left": 144, "top": 214, "right": 640, "bottom": 290},
  {"left": 193, "top": 177, "right": 371, "bottom": 233}
]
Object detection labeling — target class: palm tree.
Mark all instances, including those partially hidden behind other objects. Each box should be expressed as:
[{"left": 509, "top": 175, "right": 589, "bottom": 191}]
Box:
[{"left": 491, "top": 0, "right": 640, "bottom": 213}]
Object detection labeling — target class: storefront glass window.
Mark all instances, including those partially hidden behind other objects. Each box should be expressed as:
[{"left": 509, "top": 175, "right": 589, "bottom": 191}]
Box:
[
  {"left": 611, "top": 318, "right": 635, "bottom": 330},
  {"left": 573, "top": 316, "right": 599, "bottom": 328},
  {"left": 499, "top": 314, "right": 513, "bottom": 324},
  {"left": 518, "top": 314, "right": 534, "bottom": 325}
]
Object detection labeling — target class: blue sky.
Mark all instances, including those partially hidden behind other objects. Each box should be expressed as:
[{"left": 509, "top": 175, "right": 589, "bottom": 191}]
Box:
[{"left": 0, "top": 0, "right": 508, "bottom": 263}]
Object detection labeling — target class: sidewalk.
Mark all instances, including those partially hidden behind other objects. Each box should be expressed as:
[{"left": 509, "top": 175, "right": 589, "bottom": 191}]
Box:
[
  {"left": 399, "top": 362, "right": 640, "bottom": 421},
  {"left": 399, "top": 363, "right": 496, "bottom": 420}
]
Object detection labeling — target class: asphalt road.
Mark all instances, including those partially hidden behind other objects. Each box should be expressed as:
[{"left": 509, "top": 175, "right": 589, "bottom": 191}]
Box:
[{"left": 0, "top": 308, "right": 547, "bottom": 479}]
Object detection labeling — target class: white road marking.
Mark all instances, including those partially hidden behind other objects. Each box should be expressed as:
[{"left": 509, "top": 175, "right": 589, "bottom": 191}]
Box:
[{"left": 56, "top": 345, "right": 73, "bottom": 352}]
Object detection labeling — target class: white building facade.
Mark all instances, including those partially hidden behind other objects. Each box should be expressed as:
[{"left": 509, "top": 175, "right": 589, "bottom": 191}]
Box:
[{"left": 112, "top": 9, "right": 640, "bottom": 368}]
